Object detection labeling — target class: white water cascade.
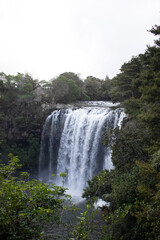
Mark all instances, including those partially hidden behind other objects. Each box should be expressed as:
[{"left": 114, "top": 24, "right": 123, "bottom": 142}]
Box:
[{"left": 39, "top": 102, "right": 125, "bottom": 195}]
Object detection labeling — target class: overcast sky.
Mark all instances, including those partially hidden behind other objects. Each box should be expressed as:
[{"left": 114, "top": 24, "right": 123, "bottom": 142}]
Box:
[{"left": 0, "top": 0, "right": 159, "bottom": 81}]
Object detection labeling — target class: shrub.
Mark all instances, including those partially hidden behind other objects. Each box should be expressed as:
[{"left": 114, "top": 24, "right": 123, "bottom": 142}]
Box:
[{"left": 0, "top": 154, "right": 69, "bottom": 240}]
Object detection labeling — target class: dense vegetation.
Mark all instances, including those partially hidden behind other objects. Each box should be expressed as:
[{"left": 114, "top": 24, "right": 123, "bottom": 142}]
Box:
[
  {"left": 0, "top": 24, "right": 159, "bottom": 239},
  {"left": 82, "top": 25, "right": 160, "bottom": 239}
]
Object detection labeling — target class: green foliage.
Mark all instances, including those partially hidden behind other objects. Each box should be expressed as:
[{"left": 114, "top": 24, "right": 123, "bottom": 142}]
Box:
[
  {"left": 59, "top": 172, "right": 68, "bottom": 178},
  {"left": 71, "top": 205, "right": 98, "bottom": 240},
  {"left": 84, "top": 76, "right": 111, "bottom": 101},
  {"left": 130, "top": 152, "right": 160, "bottom": 239},
  {"left": 7, "top": 134, "right": 40, "bottom": 171},
  {"left": 101, "top": 204, "right": 134, "bottom": 240},
  {"left": 59, "top": 172, "right": 68, "bottom": 187},
  {"left": 111, "top": 167, "right": 139, "bottom": 208},
  {"left": 0, "top": 72, "right": 51, "bottom": 171},
  {"left": 123, "top": 97, "right": 142, "bottom": 118},
  {"left": 50, "top": 72, "right": 89, "bottom": 103},
  {"left": 82, "top": 170, "right": 113, "bottom": 203},
  {"left": 0, "top": 154, "right": 70, "bottom": 240},
  {"left": 110, "top": 120, "right": 150, "bottom": 171},
  {"left": 110, "top": 56, "right": 142, "bottom": 102}
]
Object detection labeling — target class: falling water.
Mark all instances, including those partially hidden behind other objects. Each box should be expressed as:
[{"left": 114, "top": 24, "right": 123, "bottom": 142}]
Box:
[{"left": 39, "top": 102, "right": 125, "bottom": 195}]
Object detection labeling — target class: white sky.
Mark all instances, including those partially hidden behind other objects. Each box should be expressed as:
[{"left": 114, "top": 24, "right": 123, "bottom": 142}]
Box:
[{"left": 0, "top": 0, "right": 159, "bottom": 81}]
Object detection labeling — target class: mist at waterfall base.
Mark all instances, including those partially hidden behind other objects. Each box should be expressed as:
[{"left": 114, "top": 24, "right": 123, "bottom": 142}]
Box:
[{"left": 39, "top": 101, "right": 125, "bottom": 197}]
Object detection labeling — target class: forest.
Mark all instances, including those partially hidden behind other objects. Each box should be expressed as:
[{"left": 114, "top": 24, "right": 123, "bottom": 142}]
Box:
[{"left": 0, "top": 25, "right": 160, "bottom": 239}]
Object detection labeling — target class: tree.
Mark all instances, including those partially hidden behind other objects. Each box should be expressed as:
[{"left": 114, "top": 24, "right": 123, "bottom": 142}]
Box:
[
  {"left": 50, "top": 72, "right": 88, "bottom": 103},
  {"left": 110, "top": 56, "right": 142, "bottom": 102},
  {"left": 84, "top": 76, "right": 111, "bottom": 100}
]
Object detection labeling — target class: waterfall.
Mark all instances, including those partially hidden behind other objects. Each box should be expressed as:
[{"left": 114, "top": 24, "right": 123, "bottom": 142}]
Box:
[{"left": 39, "top": 102, "right": 125, "bottom": 195}]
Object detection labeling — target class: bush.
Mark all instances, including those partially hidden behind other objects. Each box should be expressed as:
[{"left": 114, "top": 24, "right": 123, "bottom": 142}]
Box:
[{"left": 0, "top": 154, "right": 70, "bottom": 240}]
